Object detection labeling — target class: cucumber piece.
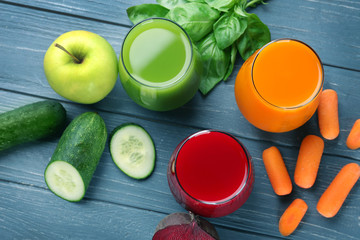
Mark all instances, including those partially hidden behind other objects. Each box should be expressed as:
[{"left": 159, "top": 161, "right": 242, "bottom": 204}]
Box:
[
  {"left": 44, "top": 112, "right": 107, "bottom": 202},
  {"left": 0, "top": 100, "right": 66, "bottom": 151},
  {"left": 45, "top": 161, "right": 85, "bottom": 201},
  {"left": 110, "top": 123, "right": 155, "bottom": 179}
]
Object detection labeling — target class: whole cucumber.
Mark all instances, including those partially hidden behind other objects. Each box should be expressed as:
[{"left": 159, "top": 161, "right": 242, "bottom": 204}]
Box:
[
  {"left": 0, "top": 100, "right": 66, "bottom": 151},
  {"left": 44, "top": 112, "right": 107, "bottom": 202}
]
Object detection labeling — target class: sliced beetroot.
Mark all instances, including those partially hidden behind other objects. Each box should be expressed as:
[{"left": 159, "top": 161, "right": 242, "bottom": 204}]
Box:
[{"left": 153, "top": 212, "right": 219, "bottom": 240}]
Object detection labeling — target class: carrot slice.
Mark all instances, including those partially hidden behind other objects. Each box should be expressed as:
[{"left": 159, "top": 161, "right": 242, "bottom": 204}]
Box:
[
  {"left": 294, "top": 135, "right": 324, "bottom": 189},
  {"left": 262, "top": 146, "right": 292, "bottom": 196},
  {"left": 346, "top": 119, "right": 360, "bottom": 150},
  {"left": 317, "top": 89, "right": 339, "bottom": 140},
  {"left": 279, "top": 198, "right": 308, "bottom": 237},
  {"left": 317, "top": 163, "right": 360, "bottom": 218}
]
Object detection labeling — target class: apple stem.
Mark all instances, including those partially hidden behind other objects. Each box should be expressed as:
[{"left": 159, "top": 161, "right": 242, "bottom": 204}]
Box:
[{"left": 54, "top": 43, "right": 81, "bottom": 64}]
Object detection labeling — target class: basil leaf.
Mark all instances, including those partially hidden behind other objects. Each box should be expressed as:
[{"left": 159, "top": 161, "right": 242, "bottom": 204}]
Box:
[
  {"left": 234, "top": 1, "right": 248, "bottom": 17},
  {"left": 224, "top": 44, "right": 238, "bottom": 81},
  {"left": 213, "top": 12, "right": 247, "bottom": 50},
  {"left": 127, "top": 4, "right": 169, "bottom": 24},
  {"left": 187, "top": 0, "right": 206, "bottom": 2},
  {"left": 197, "top": 33, "right": 231, "bottom": 95},
  {"left": 237, "top": 13, "right": 271, "bottom": 60},
  {"left": 166, "top": 3, "right": 220, "bottom": 42},
  {"left": 205, "top": 0, "right": 237, "bottom": 12},
  {"left": 156, "top": 0, "right": 189, "bottom": 9}
]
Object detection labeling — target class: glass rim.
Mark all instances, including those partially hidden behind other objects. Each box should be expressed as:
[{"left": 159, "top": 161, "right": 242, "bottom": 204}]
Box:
[
  {"left": 173, "top": 129, "right": 252, "bottom": 205},
  {"left": 120, "top": 17, "right": 194, "bottom": 89},
  {"left": 251, "top": 38, "right": 325, "bottom": 110}
]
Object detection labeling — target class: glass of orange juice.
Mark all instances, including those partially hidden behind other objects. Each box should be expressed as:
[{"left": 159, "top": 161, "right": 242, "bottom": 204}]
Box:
[{"left": 234, "top": 39, "right": 324, "bottom": 132}]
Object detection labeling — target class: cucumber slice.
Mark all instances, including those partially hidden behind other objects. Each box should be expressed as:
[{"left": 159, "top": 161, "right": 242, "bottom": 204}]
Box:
[
  {"left": 44, "top": 161, "right": 85, "bottom": 202},
  {"left": 110, "top": 123, "right": 155, "bottom": 179}
]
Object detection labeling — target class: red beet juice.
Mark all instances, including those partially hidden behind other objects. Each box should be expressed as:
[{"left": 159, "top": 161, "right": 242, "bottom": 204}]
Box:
[{"left": 167, "top": 130, "right": 254, "bottom": 218}]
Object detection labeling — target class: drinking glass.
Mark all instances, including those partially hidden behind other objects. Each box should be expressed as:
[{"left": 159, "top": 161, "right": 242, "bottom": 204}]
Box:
[
  {"left": 119, "top": 18, "right": 202, "bottom": 111},
  {"left": 234, "top": 39, "right": 324, "bottom": 132},
  {"left": 167, "top": 130, "right": 254, "bottom": 218}
]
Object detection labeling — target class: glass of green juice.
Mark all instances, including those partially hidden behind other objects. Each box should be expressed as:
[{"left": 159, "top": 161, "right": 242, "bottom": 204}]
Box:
[{"left": 119, "top": 18, "right": 202, "bottom": 111}]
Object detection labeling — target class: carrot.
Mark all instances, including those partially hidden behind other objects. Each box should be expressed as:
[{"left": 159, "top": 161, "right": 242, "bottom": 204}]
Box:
[
  {"left": 317, "top": 89, "right": 339, "bottom": 140},
  {"left": 346, "top": 119, "right": 360, "bottom": 150},
  {"left": 317, "top": 163, "right": 360, "bottom": 218},
  {"left": 262, "top": 146, "right": 292, "bottom": 196},
  {"left": 294, "top": 135, "right": 324, "bottom": 189},
  {"left": 279, "top": 198, "right": 308, "bottom": 237}
]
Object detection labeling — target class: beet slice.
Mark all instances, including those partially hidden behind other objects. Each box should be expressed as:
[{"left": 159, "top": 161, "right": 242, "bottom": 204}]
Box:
[{"left": 153, "top": 212, "right": 219, "bottom": 240}]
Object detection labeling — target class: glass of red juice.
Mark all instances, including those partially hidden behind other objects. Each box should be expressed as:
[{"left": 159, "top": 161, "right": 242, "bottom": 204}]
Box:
[{"left": 167, "top": 130, "right": 254, "bottom": 218}]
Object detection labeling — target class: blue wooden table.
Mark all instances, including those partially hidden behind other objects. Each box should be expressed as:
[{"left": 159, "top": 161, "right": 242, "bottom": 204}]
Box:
[{"left": 1, "top": 0, "right": 359, "bottom": 239}]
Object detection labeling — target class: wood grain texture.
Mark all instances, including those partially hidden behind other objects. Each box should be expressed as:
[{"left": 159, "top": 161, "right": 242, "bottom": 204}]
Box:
[
  {"left": 0, "top": 0, "right": 359, "bottom": 239},
  {"left": 1, "top": 91, "right": 359, "bottom": 239},
  {"left": 0, "top": 181, "right": 274, "bottom": 240},
  {"left": 0, "top": 2, "right": 359, "bottom": 160},
  {"left": 2, "top": 0, "right": 360, "bottom": 70}
]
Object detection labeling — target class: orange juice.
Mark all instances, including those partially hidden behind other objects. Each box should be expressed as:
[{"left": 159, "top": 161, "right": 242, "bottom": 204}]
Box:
[{"left": 235, "top": 39, "right": 324, "bottom": 132}]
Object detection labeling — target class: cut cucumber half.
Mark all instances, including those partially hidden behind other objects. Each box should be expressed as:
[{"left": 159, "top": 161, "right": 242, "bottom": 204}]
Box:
[
  {"left": 44, "top": 112, "right": 107, "bottom": 202},
  {"left": 110, "top": 123, "right": 155, "bottom": 179},
  {"left": 45, "top": 161, "right": 85, "bottom": 202}
]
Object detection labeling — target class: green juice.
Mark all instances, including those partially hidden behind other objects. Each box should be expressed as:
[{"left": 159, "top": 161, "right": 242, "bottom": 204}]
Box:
[{"left": 119, "top": 18, "right": 202, "bottom": 111}]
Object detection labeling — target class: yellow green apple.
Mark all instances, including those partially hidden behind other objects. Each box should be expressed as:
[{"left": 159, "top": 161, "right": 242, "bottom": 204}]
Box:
[{"left": 44, "top": 30, "right": 118, "bottom": 104}]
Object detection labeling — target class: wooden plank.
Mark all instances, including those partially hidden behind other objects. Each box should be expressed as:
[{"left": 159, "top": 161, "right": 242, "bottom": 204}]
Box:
[
  {"left": 1, "top": 91, "right": 359, "bottom": 239},
  {"left": 2, "top": 0, "right": 360, "bottom": 70},
  {"left": 1, "top": 1, "right": 360, "bottom": 239},
  {"left": 0, "top": 181, "right": 274, "bottom": 240},
  {"left": 0, "top": 3, "right": 359, "bottom": 161}
]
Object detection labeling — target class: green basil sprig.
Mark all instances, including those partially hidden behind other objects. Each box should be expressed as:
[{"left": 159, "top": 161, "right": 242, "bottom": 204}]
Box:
[{"left": 126, "top": 0, "right": 271, "bottom": 95}]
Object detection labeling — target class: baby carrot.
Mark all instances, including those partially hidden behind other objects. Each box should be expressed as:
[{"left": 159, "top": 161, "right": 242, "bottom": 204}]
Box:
[
  {"left": 294, "top": 135, "right": 324, "bottom": 189},
  {"left": 262, "top": 146, "right": 292, "bottom": 196},
  {"left": 346, "top": 119, "right": 360, "bottom": 150},
  {"left": 279, "top": 198, "right": 308, "bottom": 237},
  {"left": 317, "top": 163, "right": 360, "bottom": 218},
  {"left": 317, "top": 89, "right": 339, "bottom": 140}
]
